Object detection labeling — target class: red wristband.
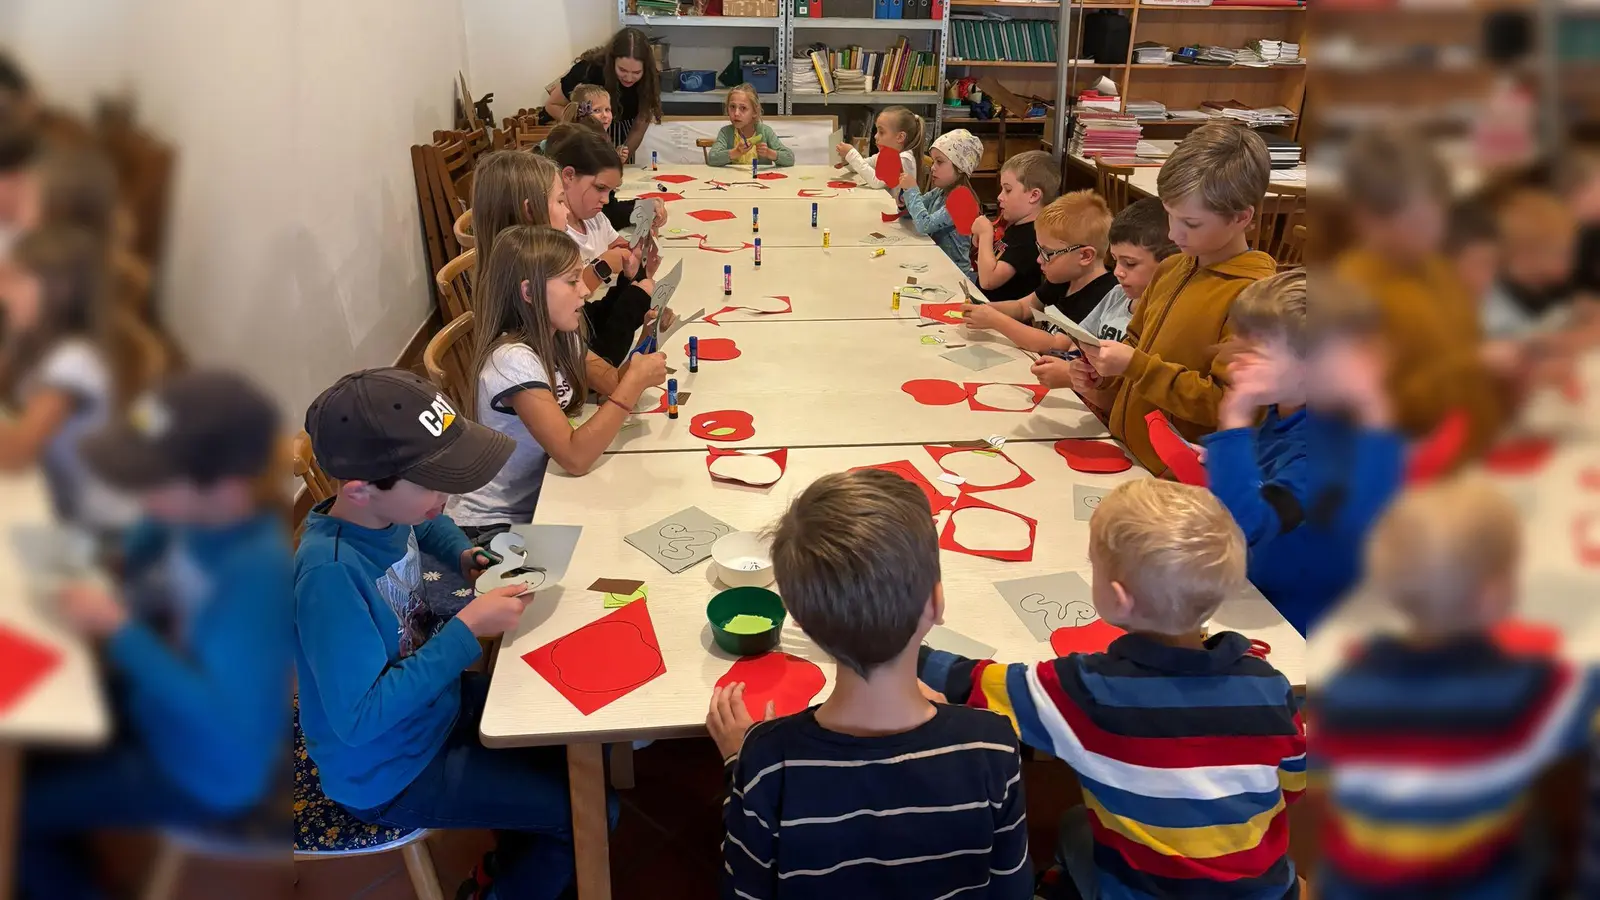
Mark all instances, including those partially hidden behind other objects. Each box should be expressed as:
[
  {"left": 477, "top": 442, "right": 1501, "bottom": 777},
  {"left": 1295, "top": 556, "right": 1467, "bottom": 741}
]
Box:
[{"left": 606, "top": 396, "right": 633, "bottom": 414}]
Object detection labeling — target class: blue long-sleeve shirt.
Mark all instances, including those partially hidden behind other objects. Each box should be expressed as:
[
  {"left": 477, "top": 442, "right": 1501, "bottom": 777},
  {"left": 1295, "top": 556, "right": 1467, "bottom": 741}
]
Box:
[
  {"left": 902, "top": 184, "right": 976, "bottom": 281},
  {"left": 111, "top": 512, "right": 291, "bottom": 814},
  {"left": 293, "top": 499, "right": 481, "bottom": 810}
]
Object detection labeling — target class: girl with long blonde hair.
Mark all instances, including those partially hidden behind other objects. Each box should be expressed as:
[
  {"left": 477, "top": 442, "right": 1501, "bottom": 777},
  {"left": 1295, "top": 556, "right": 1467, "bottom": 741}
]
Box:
[{"left": 706, "top": 83, "right": 793, "bottom": 168}]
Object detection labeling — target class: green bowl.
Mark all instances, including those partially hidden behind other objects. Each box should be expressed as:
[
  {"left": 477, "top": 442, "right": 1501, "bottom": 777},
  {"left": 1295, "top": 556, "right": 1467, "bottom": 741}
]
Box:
[{"left": 707, "top": 587, "right": 786, "bottom": 656}]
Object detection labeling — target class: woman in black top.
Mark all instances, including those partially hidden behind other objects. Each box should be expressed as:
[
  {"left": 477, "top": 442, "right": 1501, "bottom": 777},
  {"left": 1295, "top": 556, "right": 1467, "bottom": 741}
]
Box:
[{"left": 543, "top": 28, "right": 662, "bottom": 163}]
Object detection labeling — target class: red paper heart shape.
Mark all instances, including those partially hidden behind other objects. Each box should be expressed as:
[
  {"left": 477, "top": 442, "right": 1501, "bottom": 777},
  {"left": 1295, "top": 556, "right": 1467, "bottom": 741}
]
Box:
[
  {"left": 1144, "top": 411, "right": 1207, "bottom": 486},
  {"left": 654, "top": 174, "right": 696, "bottom": 184},
  {"left": 716, "top": 652, "right": 826, "bottom": 719},
  {"left": 947, "top": 185, "right": 982, "bottom": 236},
  {"left": 1484, "top": 436, "right": 1554, "bottom": 475},
  {"left": 875, "top": 151, "right": 904, "bottom": 187},
  {"left": 688, "top": 209, "right": 738, "bottom": 222},
  {"left": 1055, "top": 439, "right": 1132, "bottom": 474},
  {"left": 1406, "top": 408, "right": 1470, "bottom": 485},
  {"left": 690, "top": 337, "right": 741, "bottom": 361},
  {"left": 637, "top": 192, "right": 684, "bottom": 203},
  {"left": 850, "top": 460, "right": 954, "bottom": 515},
  {"left": 0, "top": 625, "right": 61, "bottom": 713},
  {"left": 827, "top": 180, "right": 857, "bottom": 189},
  {"left": 690, "top": 410, "right": 756, "bottom": 442},
  {"left": 1491, "top": 619, "right": 1560, "bottom": 656},
  {"left": 902, "top": 379, "right": 968, "bottom": 406},
  {"left": 754, "top": 172, "right": 787, "bottom": 181},
  {"left": 1050, "top": 619, "right": 1125, "bottom": 657}
]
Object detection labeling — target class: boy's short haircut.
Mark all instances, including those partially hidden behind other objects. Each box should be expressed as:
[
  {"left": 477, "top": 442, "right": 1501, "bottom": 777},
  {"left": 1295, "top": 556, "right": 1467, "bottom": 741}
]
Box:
[
  {"left": 1108, "top": 197, "right": 1179, "bottom": 260},
  {"left": 1496, "top": 187, "right": 1576, "bottom": 254},
  {"left": 1000, "top": 150, "right": 1061, "bottom": 205},
  {"left": 1366, "top": 476, "right": 1520, "bottom": 631},
  {"left": 1035, "top": 190, "right": 1113, "bottom": 257},
  {"left": 0, "top": 120, "right": 39, "bottom": 173},
  {"left": 1445, "top": 199, "right": 1499, "bottom": 254},
  {"left": 1340, "top": 127, "right": 1450, "bottom": 217},
  {"left": 1089, "top": 479, "right": 1246, "bottom": 634},
  {"left": 770, "top": 468, "right": 941, "bottom": 678},
  {"left": 1228, "top": 268, "right": 1309, "bottom": 354},
  {"left": 1306, "top": 273, "right": 1383, "bottom": 349},
  {"left": 1156, "top": 123, "right": 1270, "bottom": 215}
]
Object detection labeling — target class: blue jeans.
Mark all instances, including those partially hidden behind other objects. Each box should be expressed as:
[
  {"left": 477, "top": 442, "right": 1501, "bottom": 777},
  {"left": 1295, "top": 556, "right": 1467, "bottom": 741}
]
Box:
[{"left": 347, "top": 674, "right": 617, "bottom": 900}]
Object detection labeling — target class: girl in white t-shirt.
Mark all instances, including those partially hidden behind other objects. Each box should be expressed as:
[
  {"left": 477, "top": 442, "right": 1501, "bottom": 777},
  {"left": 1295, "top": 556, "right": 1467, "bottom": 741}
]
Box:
[
  {"left": 835, "top": 106, "right": 925, "bottom": 214},
  {"left": 448, "top": 226, "right": 666, "bottom": 533},
  {"left": 0, "top": 226, "right": 138, "bottom": 534}
]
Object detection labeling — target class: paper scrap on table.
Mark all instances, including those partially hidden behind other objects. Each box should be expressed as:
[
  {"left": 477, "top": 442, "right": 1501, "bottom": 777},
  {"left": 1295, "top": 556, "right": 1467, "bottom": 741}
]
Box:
[
  {"left": 723, "top": 614, "right": 776, "bottom": 635},
  {"left": 940, "top": 345, "right": 1012, "bottom": 372},
  {"left": 603, "top": 585, "right": 649, "bottom": 609},
  {"left": 923, "top": 624, "right": 996, "bottom": 660},
  {"left": 624, "top": 507, "right": 735, "bottom": 573},
  {"left": 1073, "top": 484, "right": 1106, "bottom": 522},
  {"left": 475, "top": 524, "right": 584, "bottom": 594},
  {"left": 0, "top": 624, "right": 62, "bottom": 713},
  {"left": 994, "top": 571, "right": 1097, "bottom": 642},
  {"left": 937, "top": 472, "right": 966, "bottom": 486},
  {"left": 588, "top": 577, "right": 644, "bottom": 595}
]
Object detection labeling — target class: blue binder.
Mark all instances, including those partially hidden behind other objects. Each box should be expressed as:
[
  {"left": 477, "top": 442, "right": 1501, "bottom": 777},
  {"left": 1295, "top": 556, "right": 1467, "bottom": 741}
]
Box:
[
  {"left": 888, "top": 0, "right": 903, "bottom": 17},
  {"left": 874, "top": 0, "right": 891, "bottom": 17}
]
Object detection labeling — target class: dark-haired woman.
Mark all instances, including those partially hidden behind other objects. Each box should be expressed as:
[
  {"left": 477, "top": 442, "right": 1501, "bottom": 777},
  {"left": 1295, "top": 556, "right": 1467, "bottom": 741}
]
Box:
[{"left": 543, "top": 28, "right": 662, "bottom": 164}]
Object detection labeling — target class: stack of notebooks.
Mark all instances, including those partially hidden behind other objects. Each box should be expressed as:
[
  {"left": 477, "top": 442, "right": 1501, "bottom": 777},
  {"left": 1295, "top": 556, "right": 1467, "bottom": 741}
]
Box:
[
  {"left": 834, "top": 69, "right": 869, "bottom": 93},
  {"left": 1262, "top": 137, "right": 1303, "bottom": 169},
  {"left": 950, "top": 16, "right": 1058, "bottom": 62},
  {"left": 1125, "top": 99, "right": 1168, "bottom": 123},
  {"left": 1133, "top": 42, "right": 1173, "bottom": 65},
  {"left": 1201, "top": 100, "right": 1298, "bottom": 127},
  {"left": 1238, "top": 39, "right": 1304, "bottom": 66},
  {"left": 792, "top": 54, "right": 829, "bottom": 94},
  {"left": 1069, "top": 111, "right": 1142, "bottom": 158},
  {"left": 633, "top": 0, "right": 681, "bottom": 13}
]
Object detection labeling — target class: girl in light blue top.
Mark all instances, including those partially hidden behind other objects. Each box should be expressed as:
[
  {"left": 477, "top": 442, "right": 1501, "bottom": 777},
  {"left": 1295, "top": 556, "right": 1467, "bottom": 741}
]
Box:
[{"left": 899, "top": 128, "right": 981, "bottom": 281}]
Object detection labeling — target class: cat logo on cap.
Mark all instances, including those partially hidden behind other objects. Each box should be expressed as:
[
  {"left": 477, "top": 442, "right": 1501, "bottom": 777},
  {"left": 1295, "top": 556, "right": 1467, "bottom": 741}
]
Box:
[
  {"left": 129, "top": 393, "right": 173, "bottom": 438},
  {"left": 419, "top": 394, "right": 458, "bottom": 438}
]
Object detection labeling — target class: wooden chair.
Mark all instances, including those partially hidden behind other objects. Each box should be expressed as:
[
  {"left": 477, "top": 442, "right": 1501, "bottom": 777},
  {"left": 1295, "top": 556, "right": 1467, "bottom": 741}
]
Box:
[
  {"left": 1280, "top": 224, "right": 1307, "bottom": 270},
  {"left": 515, "top": 124, "right": 553, "bottom": 151},
  {"left": 1252, "top": 184, "right": 1307, "bottom": 265},
  {"left": 423, "top": 311, "right": 476, "bottom": 410},
  {"left": 1094, "top": 159, "right": 1136, "bottom": 217},
  {"left": 412, "top": 143, "right": 467, "bottom": 311},
  {"left": 434, "top": 249, "right": 477, "bottom": 323},
  {"left": 290, "top": 431, "right": 337, "bottom": 503},
  {"left": 696, "top": 138, "right": 716, "bottom": 164},
  {"left": 454, "top": 209, "right": 474, "bottom": 250},
  {"left": 435, "top": 137, "right": 477, "bottom": 214}
]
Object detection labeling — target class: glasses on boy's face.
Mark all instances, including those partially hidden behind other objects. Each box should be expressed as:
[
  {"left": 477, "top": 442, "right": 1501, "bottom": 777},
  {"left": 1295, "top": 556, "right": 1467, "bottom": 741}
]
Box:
[{"left": 1037, "top": 243, "right": 1087, "bottom": 264}]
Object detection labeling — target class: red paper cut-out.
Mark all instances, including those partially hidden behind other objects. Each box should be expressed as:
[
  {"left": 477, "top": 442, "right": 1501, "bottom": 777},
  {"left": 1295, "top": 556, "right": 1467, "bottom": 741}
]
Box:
[
  {"left": 919, "top": 303, "right": 966, "bottom": 323},
  {"left": 703, "top": 296, "right": 793, "bottom": 325},
  {"left": 522, "top": 599, "right": 666, "bottom": 715},
  {"left": 1050, "top": 619, "right": 1125, "bottom": 657},
  {"left": 827, "top": 180, "right": 858, "bottom": 189},
  {"left": 0, "top": 625, "right": 61, "bottom": 713},
  {"left": 1055, "top": 439, "right": 1132, "bottom": 474},
  {"left": 1491, "top": 619, "right": 1561, "bottom": 657},
  {"left": 688, "top": 209, "right": 738, "bottom": 222},
  {"left": 754, "top": 172, "right": 787, "bottom": 180},
  {"left": 1484, "top": 436, "right": 1555, "bottom": 475},
  {"left": 1145, "top": 410, "right": 1207, "bottom": 486},
  {"left": 653, "top": 174, "right": 696, "bottom": 184},
  {"left": 698, "top": 237, "right": 754, "bottom": 253},
  {"left": 947, "top": 186, "right": 982, "bottom": 236},
  {"left": 690, "top": 337, "right": 741, "bottom": 361},
  {"left": 637, "top": 192, "right": 684, "bottom": 203},
  {"left": 850, "top": 460, "right": 954, "bottom": 514},
  {"left": 874, "top": 151, "right": 904, "bottom": 186},
  {"left": 939, "top": 493, "right": 1038, "bottom": 562},
  {"left": 923, "top": 444, "right": 1035, "bottom": 492},
  {"left": 716, "top": 652, "right": 826, "bottom": 719},
  {"left": 901, "top": 379, "right": 968, "bottom": 406},
  {"left": 690, "top": 410, "right": 756, "bottom": 442},
  {"left": 1406, "top": 408, "right": 1470, "bottom": 485},
  {"left": 966, "top": 383, "right": 1049, "bottom": 413},
  {"left": 881, "top": 211, "right": 901, "bottom": 223},
  {"left": 706, "top": 447, "right": 788, "bottom": 487},
  {"left": 797, "top": 189, "right": 839, "bottom": 199}
]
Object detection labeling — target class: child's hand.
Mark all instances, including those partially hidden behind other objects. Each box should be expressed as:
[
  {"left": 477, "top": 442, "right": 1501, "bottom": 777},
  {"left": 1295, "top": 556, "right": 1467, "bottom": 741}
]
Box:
[
  {"left": 460, "top": 546, "right": 500, "bottom": 583},
  {"left": 969, "top": 215, "right": 994, "bottom": 241},
  {"left": 960, "top": 303, "right": 1005, "bottom": 331},
  {"left": 757, "top": 144, "right": 779, "bottom": 161},
  {"left": 897, "top": 172, "right": 917, "bottom": 192},
  {"left": 835, "top": 141, "right": 853, "bottom": 160},
  {"left": 58, "top": 581, "right": 128, "bottom": 638},
  {"left": 1069, "top": 358, "right": 1100, "bottom": 394},
  {"left": 707, "top": 683, "right": 775, "bottom": 760},
  {"left": 1080, "top": 339, "right": 1133, "bottom": 377},
  {"left": 624, "top": 352, "right": 668, "bottom": 391},
  {"left": 918, "top": 680, "right": 948, "bottom": 704},
  {"left": 618, "top": 146, "right": 631, "bottom": 163},
  {"left": 456, "top": 585, "right": 533, "bottom": 638},
  {"left": 622, "top": 246, "right": 642, "bottom": 279},
  {"left": 1031, "top": 356, "right": 1074, "bottom": 389},
  {"left": 651, "top": 203, "right": 669, "bottom": 232}
]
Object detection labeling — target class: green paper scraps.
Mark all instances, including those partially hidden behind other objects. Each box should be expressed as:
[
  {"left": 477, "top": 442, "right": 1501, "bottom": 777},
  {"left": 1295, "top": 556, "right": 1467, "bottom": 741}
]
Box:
[
  {"left": 603, "top": 585, "right": 649, "bottom": 608},
  {"left": 709, "top": 426, "right": 738, "bottom": 437},
  {"left": 722, "top": 614, "right": 775, "bottom": 635},
  {"left": 974, "top": 450, "right": 999, "bottom": 457},
  {"left": 920, "top": 335, "right": 944, "bottom": 345}
]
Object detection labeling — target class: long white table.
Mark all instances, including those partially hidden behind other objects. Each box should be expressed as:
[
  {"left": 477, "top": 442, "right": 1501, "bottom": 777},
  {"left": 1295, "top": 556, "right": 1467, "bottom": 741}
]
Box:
[
  {"left": 619, "top": 163, "right": 876, "bottom": 201},
  {"left": 661, "top": 196, "right": 922, "bottom": 249}
]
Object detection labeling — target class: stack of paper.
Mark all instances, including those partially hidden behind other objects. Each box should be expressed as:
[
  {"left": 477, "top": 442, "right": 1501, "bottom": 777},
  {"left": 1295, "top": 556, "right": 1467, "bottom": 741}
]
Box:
[
  {"left": 1199, "top": 45, "right": 1241, "bottom": 65},
  {"left": 1203, "top": 101, "right": 1297, "bottom": 127},
  {"left": 1244, "top": 39, "right": 1304, "bottom": 66},
  {"left": 1076, "top": 90, "right": 1122, "bottom": 113},
  {"left": 1262, "top": 136, "right": 1302, "bottom": 169},
  {"left": 1070, "top": 111, "right": 1142, "bottom": 158},
  {"left": 1125, "top": 99, "right": 1168, "bottom": 122},
  {"left": 833, "top": 69, "right": 868, "bottom": 93},
  {"left": 790, "top": 54, "right": 826, "bottom": 94},
  {"left": 1133, "top": 42, "right": 1172, "bottom": 65}
]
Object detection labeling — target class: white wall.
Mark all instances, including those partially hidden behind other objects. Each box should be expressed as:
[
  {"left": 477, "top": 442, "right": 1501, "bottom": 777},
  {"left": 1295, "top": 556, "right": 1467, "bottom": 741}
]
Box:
[
  {"left": 7, "top": 0, "right": 472, "bottom": 421},
  {"left": 461, "top": 0, "right": 618, "bottom": 120}
]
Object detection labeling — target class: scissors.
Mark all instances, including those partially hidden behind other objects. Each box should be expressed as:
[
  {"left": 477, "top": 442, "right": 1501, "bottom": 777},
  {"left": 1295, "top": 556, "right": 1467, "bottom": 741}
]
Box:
[{"left": 959, "top": 280, "right": 986, "bottom": 305}]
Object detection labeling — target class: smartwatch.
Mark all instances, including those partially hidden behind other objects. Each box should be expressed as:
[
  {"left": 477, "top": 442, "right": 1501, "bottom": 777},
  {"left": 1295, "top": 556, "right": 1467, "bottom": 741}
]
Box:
[{"left": 590, "top": 258, "right": 614, "bottom": 284}]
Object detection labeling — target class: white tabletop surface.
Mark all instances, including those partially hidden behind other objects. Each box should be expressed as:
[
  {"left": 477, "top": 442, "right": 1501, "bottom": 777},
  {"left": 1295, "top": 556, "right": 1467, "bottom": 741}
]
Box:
[
  {"left": 0, "top": 470, "right": 111, "bottom": 747},
  {"left": 482, "top": 440, "right": 1304, "bottom": 747},
  {"left": 656, "top": 244, "right": 984, "bottom": 323},
  {"left": 660, "top": 196, "right": 924, "bottom": 249},
  {"left": 591, "top": 318, "right": 1110, "bottom": 453},
  {"left": 619, "top": 164, "right": 877, "bottom": 201}
]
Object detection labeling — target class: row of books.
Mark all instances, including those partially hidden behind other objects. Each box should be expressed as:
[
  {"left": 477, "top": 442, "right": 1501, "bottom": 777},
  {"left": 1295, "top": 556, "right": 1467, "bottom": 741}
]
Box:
[
  {"left": 949, "top": 17, "right": 1058, "bottom": 63},
  {"left": 793, "top": 0, "right": 944, "bottom": 18},
  {"left": 792, "top": 40, "right": 939, "bottom": 94}
]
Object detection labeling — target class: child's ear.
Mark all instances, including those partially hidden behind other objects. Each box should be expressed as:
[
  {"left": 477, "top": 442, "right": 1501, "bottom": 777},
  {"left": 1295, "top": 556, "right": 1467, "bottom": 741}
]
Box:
[
  {"left": 1234, "top": 207, "right": 1256, "bottom": 230},
  {"left": 1109, "top": 580, "right": 1136, "bottom": 622},
  {"left": 522, "top": 197, "right": 534, "bottom": 221},
  {"left": 340, "top": 481, "right": 373, "bottom": 507},
  {"left": 561, "top": 166, "right": 577, "bottom": 184},
  {"left": 1029, "top": 188, "right": 1043, "bottom": 206},
  {"left": 520, "top": 279, "right": 534, "bottom": 304},
  {"left": 926, "top": 583, "right": 946, "bottom": 628}
]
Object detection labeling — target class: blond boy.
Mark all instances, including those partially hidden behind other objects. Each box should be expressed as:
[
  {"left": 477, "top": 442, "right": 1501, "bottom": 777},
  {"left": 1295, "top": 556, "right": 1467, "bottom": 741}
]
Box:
[
  {"left": 962, "top": 190, "right": 1120, "bottom": 355},
  {"left": 919, "top": 478, "right": 1306, "bottom": 899},
  {"left": 971, "top": 149, "right": 1060, "bottom": 302}
]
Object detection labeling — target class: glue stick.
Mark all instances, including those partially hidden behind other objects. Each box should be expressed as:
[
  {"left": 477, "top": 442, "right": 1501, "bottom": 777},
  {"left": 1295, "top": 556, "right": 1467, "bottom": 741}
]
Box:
[
  {"left": 754, "top": 238, "right": 762, "bottom": 267},
  {"left": 822, "top": 228, "right": 831, "bottom": 248},
  {"left": 752, "top": 206, "right": 759, "bottom": 234},
  {"left": 892, "top": 287, "right": 901, "bottom": 311},
  {"left": 723, "top": 264, "right": 732, "bottom": 295},
  {"left": 811, "top": 202, "right": 818, "bottom": 227},
  {"left": 751, "top": 157, "right": 758, "bottom": 179},
  {"left": 688, "top": 337, "right": 699, "bottom": 373},
  {"left": 651, "top": 151, "right": 658, "bottom": 172},
  {"left": 871, "top": 248, "right": 886, "bottom": 258},
  {"left": 667, "top": 378, "right": 679, "bottom": 419}
]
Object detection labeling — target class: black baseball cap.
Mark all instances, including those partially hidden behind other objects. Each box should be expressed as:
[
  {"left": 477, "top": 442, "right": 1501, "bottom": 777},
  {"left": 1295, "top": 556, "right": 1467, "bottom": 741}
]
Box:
[
  {"left": 80, "top": 369, "right": 282, "bottom": 489},
  {"left": 305, "top": 368, "right": 513, "bottom": 494}
]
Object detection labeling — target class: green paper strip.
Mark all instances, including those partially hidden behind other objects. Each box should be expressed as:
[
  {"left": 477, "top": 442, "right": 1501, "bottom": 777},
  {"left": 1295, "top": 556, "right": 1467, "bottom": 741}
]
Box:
[
  {"left": 709, "top": 426, "right": 737, "bottom": 436},
  {"left": 974, "top": 450, "right": 999, "bottom": 457},
  {"left": 722, "top": 613, "right": 775, "bottom": 635},
  {"left": 603, "top": 585, "right": 649, "bottom": 608}
]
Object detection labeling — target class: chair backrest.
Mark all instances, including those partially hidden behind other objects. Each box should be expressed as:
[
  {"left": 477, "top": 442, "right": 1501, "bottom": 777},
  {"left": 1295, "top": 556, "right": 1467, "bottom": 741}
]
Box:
[
  {"left": 435, "top": 248, "right": 477, "bottom": 322},
  {"left": 411, "top": 143, "right": 466, "bottom": 312},
  {"left": 1094, "top": 159, "right": 1136, "bottom": 217},
  {"left": 105, "top": 305, "right": 171, "bottom": 406},
  {"left": 454, "top": 209, "right": 475, "bottom": 250},
  {"left": 515, "top": 124, "right": 553, "bottom": 151},
  {"left": 1252, "top": 184, "right": 1308, "bottom": 265},
  {"left": 290, "top": 431, "right": 338, "bottom": 503},
  {"left": 435, "top": 137, "right": 476, "bottom": 214},
  {"left": 423, "top": 311, "right": 477, "bottom": 411},
  {"left": 1280, "top": 224, "right": 1307, "bottom": 270},
  {"left": 696, "top": 137, "right": 716, "bottom": 164}
]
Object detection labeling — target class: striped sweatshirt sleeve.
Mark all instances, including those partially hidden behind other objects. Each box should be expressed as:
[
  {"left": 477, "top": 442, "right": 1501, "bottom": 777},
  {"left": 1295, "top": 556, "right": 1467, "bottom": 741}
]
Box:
[
  {"left": 989, "top": 748, "right": 1033, "bottom": 898},
  {"left": 722, "top": 732, "right": 781, "bottom": 899}
]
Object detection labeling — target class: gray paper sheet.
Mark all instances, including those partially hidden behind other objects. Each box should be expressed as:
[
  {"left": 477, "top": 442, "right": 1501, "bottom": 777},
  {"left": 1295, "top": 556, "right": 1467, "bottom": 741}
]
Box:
[
  {"left": 475, "top": 524, "right": 584, "bottom": 594},
  {"left": 1073, "top": 484, "right": 1107, "bottom": 522},
  {"left": 993, "top": 571, "right": 1098, "bottom": 642},
  {"left": 940, "top": 344, "right": 1012, "bottom": 372},
  {"left": 624, "top": 506, "right": 735, "bottom": 573},
  {"left": 923, "top": 625, "right": 997, "bottom": 660}
]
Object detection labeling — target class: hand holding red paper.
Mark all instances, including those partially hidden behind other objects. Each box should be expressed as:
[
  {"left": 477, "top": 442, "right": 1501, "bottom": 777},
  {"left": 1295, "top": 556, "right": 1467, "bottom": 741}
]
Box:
[
  {"left": 57, "top": 581, "right": 128, "bottom": 638},
  {"left": 834, "top": 141, "right": 853, "bottom": 161},
  {"left": 897, "top": 172, "right": 918, "bottom": 192},
  {"left": 874, "top": 150, "right": 904, "bottom": 188},
  {"left": 1080, "top": 339, "right": 1133, "bottom": 377},
  {"left": 708, "top": 682, "right": 775, "bottom": 760},
  {"left": 946, "top": 186, "right": 982, "bottom": 236}
]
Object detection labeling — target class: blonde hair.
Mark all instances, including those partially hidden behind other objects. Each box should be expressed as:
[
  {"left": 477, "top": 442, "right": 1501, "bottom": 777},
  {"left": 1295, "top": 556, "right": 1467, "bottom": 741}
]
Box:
[
  {"left": 1367, "top": 476, "right": 1520, "bottom": 632},
  {"left": 559, "top": 84, "right": 611, "bottom": 127},
  {"left": 724, "top": 83, "right": 764, "bottom": 124},
  {"left": 1000, "top": 150, "right": 1060, "bottom": 206},
  {"left": 471, "top": 151, "right": 561, "bottom": 270},
  {"left": 1089, "top": 479, "right": 1247, "bottom": 634},
  {"left": 878, "top": 106, "right": 929, "bottom": 190},
  {"left": 1157, "top": 123, "right": 1270, "bottom": 215},
  {"left": 1340, "top": 127, "right": 1449, "bottom": 217},
  {"left": 466, "top": 225, "right": 589, "bottom": 418},
  {"left": 1228, "top": 269, "right": 1309, "bottom": 354},
  {"left": 1035, "top": 190, "right": 1112, "bottom": 259},
  {"left": 1306, "top": 273, "right": 1383, "bottom": 350}
]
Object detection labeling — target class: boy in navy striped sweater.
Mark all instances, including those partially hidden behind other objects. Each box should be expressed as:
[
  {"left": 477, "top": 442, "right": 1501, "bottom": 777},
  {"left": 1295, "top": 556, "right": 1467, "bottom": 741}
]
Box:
[
  {"left": 708, "top": 468, "right": 1033, "bottom": 899},
  {"left": 920, "top": 478, "right": 1306, "bottom": 900}
]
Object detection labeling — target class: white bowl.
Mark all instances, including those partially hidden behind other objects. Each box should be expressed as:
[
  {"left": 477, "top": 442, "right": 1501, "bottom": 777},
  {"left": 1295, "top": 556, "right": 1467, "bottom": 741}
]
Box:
[{"left": 712, "top": 531, "right": 775, "bottom": 588}]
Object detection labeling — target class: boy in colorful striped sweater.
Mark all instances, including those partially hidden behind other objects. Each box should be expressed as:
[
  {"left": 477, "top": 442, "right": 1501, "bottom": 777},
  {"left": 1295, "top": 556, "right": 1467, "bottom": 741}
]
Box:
[
  {"left": 1315, "top": 477, "right": 1600, "bottom": 900},
  {"left": 919, "top": 478, "right": 1307, "bottom": 899}
]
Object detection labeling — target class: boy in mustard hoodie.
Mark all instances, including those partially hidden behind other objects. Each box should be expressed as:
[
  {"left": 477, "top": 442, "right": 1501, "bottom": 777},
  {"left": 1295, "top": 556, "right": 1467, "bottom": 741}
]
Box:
[{"left": 1076, "top": 123, "right": 1278, "bottom": 475}]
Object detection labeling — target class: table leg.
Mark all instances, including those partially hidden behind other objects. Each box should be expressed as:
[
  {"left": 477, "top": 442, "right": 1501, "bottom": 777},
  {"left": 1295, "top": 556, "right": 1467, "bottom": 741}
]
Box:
[
  {"left": 567, "top": 742, "right": 611, "bottom": 900},
  {"left": 0, "top": 744, "right": 20, "bottom": 900}
]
